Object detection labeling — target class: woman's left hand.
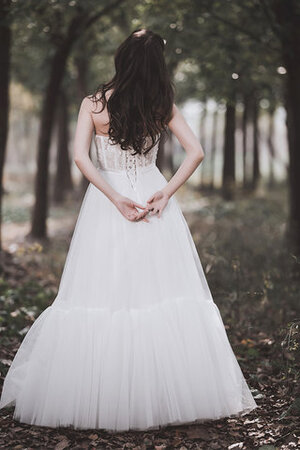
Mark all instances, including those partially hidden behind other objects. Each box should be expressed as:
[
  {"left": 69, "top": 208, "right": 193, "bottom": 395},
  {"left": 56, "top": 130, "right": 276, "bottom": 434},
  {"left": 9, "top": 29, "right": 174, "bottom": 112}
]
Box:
[{"left": 146, "top": 190, "right": 169, "bottom": 218}]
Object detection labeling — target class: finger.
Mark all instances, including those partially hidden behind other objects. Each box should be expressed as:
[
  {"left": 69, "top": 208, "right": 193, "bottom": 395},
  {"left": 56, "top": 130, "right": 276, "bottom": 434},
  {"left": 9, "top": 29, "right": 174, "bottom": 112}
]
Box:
[
  {"left": 128, "top": 212, "right": 138, "bottom": 221},
  {"left": 132, "top": 201, "right": 146, "bottom": 210},
  {"left": 136, "top": 209, "right": 149, "bottom": 221},
  {"left": 147, "top": 195, "right": 155, "bottom": 204}
]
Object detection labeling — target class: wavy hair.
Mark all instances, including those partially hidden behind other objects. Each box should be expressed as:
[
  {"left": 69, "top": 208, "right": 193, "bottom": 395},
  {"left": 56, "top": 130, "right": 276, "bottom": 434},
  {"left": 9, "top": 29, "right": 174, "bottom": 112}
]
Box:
[{"left": 90, "top": 29, "right": 175, "bottom": 155}]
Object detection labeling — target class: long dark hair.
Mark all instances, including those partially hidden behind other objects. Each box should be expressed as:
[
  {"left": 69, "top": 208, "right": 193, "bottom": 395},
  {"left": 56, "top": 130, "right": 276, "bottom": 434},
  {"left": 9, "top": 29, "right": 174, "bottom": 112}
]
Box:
[{"left": 90, "top": 29, "right": 175, "bottom": 155}]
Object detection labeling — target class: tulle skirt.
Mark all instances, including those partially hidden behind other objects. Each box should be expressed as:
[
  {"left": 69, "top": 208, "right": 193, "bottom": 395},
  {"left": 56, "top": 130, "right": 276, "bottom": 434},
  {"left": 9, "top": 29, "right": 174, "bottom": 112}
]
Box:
[{"left": 0, "top": 164, "right": 257, "bottom": 431}]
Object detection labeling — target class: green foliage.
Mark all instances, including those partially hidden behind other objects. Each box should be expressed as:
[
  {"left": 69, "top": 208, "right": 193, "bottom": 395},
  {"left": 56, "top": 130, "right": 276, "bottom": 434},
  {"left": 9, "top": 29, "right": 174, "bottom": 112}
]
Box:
[
  {"left": 2, "top": 204, "right": 30, "bottom": 224},
  {"left": 184, "top": 185, "right": 299, "bottom": 389},
  {"left": 8, "top": 0, "right": 289, "bottom": 112},
  {"left": 198, "top": 189, "right": 299, "bottom": 329},
  {"left": 10, "top": 0, "right": 129, "bottom": 96},
  {"left": 0, "top": 277, "right": 55, "bottom": 339}
]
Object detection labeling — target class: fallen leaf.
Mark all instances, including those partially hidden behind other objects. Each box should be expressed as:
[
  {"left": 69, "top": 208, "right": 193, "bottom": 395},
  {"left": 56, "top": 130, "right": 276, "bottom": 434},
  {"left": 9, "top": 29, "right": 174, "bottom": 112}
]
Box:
[{"left": 54, "top": 439, "right": 70, "bottom": 450}]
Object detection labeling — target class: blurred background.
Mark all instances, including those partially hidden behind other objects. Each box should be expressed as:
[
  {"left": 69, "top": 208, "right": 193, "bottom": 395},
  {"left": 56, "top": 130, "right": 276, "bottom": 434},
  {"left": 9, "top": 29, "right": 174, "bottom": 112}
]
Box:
[{"left": 0, "top": 1, "right": 299, "bottom": 448}]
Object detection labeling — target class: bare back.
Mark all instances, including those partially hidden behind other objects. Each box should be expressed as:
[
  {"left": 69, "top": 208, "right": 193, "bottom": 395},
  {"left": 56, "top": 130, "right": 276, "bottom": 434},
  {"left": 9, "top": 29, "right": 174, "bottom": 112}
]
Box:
[{"left": 89, "top": 89, "right": 113, "bottom": 137}]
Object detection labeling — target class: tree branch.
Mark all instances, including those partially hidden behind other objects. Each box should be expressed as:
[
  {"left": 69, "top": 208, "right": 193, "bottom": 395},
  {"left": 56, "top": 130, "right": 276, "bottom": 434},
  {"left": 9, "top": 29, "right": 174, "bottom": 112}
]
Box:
[
  {"left": 259, "top": 0, "right": 284, "bottom": 43},
  {"left": 83, "top": 0, "right": 126, "bottom": 31},
  {"left": 64, "top": 0, "right": 125, "bottom": 45},
  {"left": 206, "top": 8, "right": 280, "bottom": 54}
]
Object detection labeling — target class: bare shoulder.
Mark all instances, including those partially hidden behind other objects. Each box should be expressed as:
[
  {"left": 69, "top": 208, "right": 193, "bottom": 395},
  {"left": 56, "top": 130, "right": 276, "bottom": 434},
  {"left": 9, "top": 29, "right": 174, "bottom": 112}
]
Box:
[
  {"left": 80, "top": 94, "right": 105, "bottom": 116},
  {"left": 106, "top": 88, "right": 114, "bottom": 100},
  {"left": 167, "top": 103, "right": 181, "bottom": 126},
  {"left": 172, "top": 103, "right": 180, "bottom": 116},
  {"left": 80, "top": 96, "right": 94, "bottom": 113},
  {"left": 81, "top": 87, "right": 113, "bottom": 114}
]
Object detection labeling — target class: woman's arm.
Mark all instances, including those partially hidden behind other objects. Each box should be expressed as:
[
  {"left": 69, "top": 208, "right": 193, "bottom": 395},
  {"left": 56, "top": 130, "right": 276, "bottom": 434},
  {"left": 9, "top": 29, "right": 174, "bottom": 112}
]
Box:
[
  {"left": 162, "top": 103, "right": 204, "bottom": 199},
  {"left": 146, "top": 104, "right": 204, "bottom": 217},
  {"left": 73, "top": 97, "right": 120, "bottom": 203},
  {"left": 73, "top": 97, "right": 149, "bottom": 222}
]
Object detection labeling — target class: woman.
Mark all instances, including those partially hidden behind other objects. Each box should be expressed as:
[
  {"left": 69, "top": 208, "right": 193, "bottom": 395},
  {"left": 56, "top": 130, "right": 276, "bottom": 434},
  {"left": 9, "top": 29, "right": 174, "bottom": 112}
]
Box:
[{"left": 0, "top": 29, "right": 257, "bottom": 431}]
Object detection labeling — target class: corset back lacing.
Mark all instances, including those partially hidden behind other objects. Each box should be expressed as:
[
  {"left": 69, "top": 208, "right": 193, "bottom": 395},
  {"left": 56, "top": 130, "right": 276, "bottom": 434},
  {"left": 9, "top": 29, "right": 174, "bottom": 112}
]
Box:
[{"left": 95, "top": 134, "right": 159, "bottom": 190}]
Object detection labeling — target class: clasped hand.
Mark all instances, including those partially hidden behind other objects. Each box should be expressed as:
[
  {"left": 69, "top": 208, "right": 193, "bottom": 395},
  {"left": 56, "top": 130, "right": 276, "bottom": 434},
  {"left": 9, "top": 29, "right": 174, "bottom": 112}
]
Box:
[{"left": 114, "top": 190, "right": 169, "bottom": 223}]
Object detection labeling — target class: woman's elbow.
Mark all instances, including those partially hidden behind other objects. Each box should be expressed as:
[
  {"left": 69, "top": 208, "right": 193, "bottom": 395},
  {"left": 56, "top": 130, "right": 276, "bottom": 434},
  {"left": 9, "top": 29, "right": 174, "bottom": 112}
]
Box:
[
  {"left": 195, "top": 151, "right": 204, "bottom": 165},
  {"left": 73, "top": 148, "right": 84, "bottom": 164},
  {"left": 73, "top": 155, "right": 83, "bottom": 169}
]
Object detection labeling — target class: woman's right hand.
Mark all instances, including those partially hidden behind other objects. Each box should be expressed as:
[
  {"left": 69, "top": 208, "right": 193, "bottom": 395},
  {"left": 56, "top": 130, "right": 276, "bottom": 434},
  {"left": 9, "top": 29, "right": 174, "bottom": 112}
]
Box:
[{"left": 113, "top": 194, "right": 150, "bottom": 223}]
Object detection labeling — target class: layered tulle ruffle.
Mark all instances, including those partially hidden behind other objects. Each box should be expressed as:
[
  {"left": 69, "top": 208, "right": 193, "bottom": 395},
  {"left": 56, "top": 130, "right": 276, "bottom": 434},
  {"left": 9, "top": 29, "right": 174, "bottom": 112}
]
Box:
[{"left": 0, "top": 296, "right": 257, "bottom": 431}]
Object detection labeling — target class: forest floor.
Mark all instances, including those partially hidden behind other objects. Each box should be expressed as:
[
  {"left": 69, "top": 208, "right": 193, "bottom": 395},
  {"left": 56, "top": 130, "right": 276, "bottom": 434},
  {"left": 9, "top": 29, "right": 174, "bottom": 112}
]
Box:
[{"left": 0, "top": 179, "right": 299, "bottom": 450}]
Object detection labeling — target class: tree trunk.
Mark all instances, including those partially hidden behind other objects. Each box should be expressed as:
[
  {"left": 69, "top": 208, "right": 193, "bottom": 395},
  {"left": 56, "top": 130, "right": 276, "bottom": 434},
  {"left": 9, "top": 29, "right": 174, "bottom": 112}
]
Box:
[
  {"left": 272, "top": 0, "right": 300, "bottom": 253},
  {"left": 252, "top": 96, "right": 260, "bottom": 190},
  {"left": 267, "top": 107, "right": 276, "bottom": 187},
  {"left": 209, "top": 107, "right": 218, "bottom": 190},
  {"left": 29, "top": 1, "right": 123, "bottom": 238},
  {"left": 199, "top": 103, "right": 207, "bottom": 188},
  {"left": 53, "top": 91, "right": 73, "bottom": 203},
  {"left": 157, "top": 130, "right": 168, "bottom": 172},
  {"left": 30, "top": 42, "right": 73, "bottom": 238},
  {"left": 164, "top": 131, "right": 175, "bottom": 175},
  {"left": 75, "top": 48, "right": 89, "bottom": 196},
  {"left": 75, "top": 52, "right": 88, "bottom": 100},
  {"left": 222, "top": 100, "right": 236, "bottom": 200},
  {"left": 285, "top": 61, "right": 300, "bottom": 253},
  {"left": 242, "top": 95, "right": 250, "bottom": 189},
  {"left": 0, "top": 0, "right": 11, "bottom": 252}
]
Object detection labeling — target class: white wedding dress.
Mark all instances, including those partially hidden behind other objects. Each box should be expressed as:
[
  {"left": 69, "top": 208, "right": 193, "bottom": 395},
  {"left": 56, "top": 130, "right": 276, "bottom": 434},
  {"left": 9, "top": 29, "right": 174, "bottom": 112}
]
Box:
[{"left": 0, "top": 133, "right": 257, "bottom": 431}]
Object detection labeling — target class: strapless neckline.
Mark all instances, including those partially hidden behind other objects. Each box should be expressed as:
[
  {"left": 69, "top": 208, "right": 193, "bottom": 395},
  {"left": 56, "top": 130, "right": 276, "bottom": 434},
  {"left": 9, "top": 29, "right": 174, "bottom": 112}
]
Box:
[{"left": 95, "top": 133, "right": 161, "bottom": 141}]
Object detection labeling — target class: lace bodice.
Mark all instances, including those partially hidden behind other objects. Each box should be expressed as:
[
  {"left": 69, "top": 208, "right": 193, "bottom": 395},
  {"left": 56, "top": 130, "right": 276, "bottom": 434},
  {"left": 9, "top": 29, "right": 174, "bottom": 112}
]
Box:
[{"left": 94, "top": 134, "right": 159, "bottom": 189}]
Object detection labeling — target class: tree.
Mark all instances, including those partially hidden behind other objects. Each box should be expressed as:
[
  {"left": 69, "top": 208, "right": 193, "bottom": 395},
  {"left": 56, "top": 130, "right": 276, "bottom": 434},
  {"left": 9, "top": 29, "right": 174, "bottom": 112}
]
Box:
[
  {"left": 52, "top": 91, "right": 73, "bottom": 203},
  {"left": 251, "top": 95, "right": 260, "bottom": 190},
  {"left": 267, "top": 103, "right": 276, "bottom": 187},
  {"left": 194, "top": 0, "right": 300, "bottom": 251},
  {"left": 222, "top": 99, "right": 236, "bottom": 200},
  {"left": 269, "top": 0, "right": 300, "bottom": 252},
  {"left": 242, "top": 94, "right": 250, "bottom": 189},
  {"left": 209, "top": 105, "right": 219, "bottom": 190},
  {"left": 29, "top": 0, "right": 125, "bottom": 239},
  {"left": 199, "top": 102, "right": 208, "bottom": 188},
  {"left": 0, "top": 0, "right": 11, "bottom": 252}
]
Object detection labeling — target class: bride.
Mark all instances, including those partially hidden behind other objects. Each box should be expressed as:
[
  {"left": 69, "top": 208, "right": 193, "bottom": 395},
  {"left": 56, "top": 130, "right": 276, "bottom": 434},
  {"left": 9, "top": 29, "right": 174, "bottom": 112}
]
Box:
[{"left": 0, "top": 28, "right": 257, "bottom": 431}]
